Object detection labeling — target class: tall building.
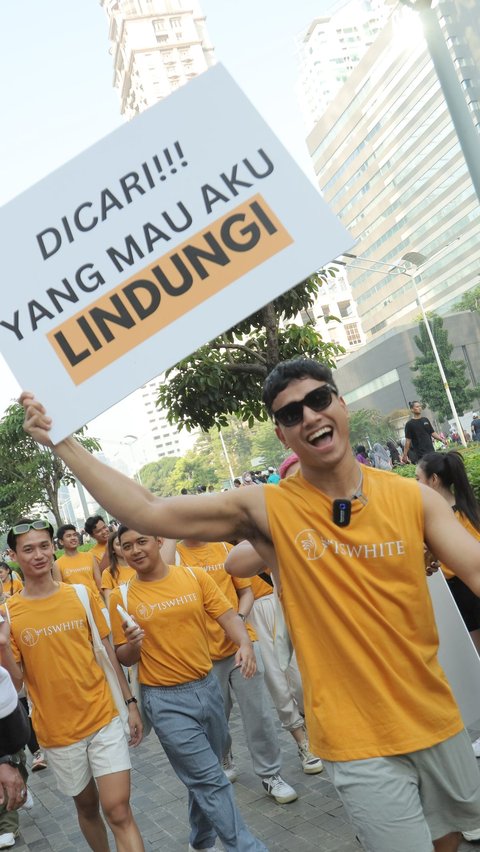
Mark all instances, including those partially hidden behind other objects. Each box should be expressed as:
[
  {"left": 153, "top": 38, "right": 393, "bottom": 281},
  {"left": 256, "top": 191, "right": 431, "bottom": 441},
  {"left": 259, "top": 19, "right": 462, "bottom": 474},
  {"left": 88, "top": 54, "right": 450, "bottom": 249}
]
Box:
[
  {"left": 101, "top": 0, "right": 215, "bottom": 118},
  {"left": 307, "top": 2, "right": 480, "bottom": 341},
  {"left": 99, "top": 0, "right": 208, "bottom": 458},
  {"left": 296, "top": 0, "right": 390, "bottom": 132},
  {"left": 140, "top": 376, "right": 198, "bottom": 458},
  {"left": 300, "top": 266, "right": 366, "bottom": 354}
]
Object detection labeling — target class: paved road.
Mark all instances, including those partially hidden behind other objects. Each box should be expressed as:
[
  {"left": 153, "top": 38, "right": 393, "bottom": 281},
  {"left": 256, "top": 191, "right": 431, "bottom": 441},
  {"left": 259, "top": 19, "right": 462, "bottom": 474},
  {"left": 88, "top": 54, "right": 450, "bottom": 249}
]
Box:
[{"left": 13, "top": 709, "right": 478, "bottom": 850}]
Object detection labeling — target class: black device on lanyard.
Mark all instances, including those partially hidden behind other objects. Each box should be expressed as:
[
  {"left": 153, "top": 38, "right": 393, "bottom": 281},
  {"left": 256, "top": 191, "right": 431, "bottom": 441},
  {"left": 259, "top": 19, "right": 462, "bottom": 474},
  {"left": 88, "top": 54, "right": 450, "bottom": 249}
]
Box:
[{"left": 332, "top": 468, "right": 367, "bottom": 527}]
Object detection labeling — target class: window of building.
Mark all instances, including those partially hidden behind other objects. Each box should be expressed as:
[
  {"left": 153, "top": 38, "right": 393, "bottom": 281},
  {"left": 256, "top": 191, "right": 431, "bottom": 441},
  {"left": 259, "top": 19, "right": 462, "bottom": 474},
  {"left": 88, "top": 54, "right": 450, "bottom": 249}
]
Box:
[
  {"left": 156, "top": 34, "right": 169, "bottom": 43},
  {"left": 344, "top": 322, "right": 362, "bottom": 345},
  {"left": 170, "top": 16, "right": 182, "bottom": 28},
  {"left": 343, "top": 368, "right": 399, "bottom": 404}
]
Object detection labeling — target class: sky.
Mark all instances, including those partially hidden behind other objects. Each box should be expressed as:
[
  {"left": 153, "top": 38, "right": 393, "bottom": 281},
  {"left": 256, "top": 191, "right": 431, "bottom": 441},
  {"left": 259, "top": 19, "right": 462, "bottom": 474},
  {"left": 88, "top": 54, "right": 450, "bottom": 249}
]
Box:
[{"left": 0, "top": 0, "right": 341, "bottom": 438}]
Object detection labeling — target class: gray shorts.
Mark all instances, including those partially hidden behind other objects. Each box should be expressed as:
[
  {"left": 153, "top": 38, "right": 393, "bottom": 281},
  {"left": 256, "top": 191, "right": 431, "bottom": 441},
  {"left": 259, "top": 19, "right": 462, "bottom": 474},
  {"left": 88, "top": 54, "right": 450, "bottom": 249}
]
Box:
[{"left": 322, "top": 729, "right": 480, "bottom": 851}]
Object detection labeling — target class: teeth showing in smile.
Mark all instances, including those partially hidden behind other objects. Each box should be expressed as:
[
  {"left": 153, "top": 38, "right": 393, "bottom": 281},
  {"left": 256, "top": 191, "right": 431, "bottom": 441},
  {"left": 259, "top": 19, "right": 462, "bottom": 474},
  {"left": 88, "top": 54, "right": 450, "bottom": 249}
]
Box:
[{"left": 308, "top": 426, "right": 332, "bottom": 443}]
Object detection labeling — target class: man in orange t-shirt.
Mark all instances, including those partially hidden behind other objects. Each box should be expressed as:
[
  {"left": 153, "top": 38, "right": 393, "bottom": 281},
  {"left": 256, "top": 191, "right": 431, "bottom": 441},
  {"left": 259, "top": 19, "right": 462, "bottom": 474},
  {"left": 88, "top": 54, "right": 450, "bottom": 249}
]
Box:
[
  {"left": 22, "top": 357, "right": 480, "bottom": 851},
  {"left": 84, "top": 515, "right": 110, "bottom": 575},
  {"left": 110, "top": 525, "right": 267, "bottom": 852},
  {"left": 55, "top": 524, "right": 103, "bottom": 600},
  {"left": 176, "top": 539, "right": 297, "bottom": 805},
  {"left": 0, "top": 518, "right": 144, "bottom": 852}
]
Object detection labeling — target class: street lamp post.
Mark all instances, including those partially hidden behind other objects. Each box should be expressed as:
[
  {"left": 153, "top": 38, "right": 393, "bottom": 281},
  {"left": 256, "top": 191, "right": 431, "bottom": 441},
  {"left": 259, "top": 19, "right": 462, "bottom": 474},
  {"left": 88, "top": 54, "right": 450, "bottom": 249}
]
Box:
[
  {"left": 400, "top": 252, "right": 467, "bottom": 447},
  {"left": 336, "top": 250, "right": 468, "bottom": 446}
]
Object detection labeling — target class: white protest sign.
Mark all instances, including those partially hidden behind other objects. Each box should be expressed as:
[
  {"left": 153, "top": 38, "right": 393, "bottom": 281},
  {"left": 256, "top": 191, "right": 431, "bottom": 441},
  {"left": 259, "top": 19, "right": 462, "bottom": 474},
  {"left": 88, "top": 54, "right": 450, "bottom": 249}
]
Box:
[
  {"left": 428, "top": 571, "right": 480, "bottom": 727},
  {"left": 0, "top": 64, "right": 351, "bottom": 442}
]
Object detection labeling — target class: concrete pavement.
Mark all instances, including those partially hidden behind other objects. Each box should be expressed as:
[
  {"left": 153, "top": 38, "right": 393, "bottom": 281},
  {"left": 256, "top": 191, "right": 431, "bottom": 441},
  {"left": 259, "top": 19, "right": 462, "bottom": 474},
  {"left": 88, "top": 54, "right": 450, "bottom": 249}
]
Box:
[{"left": 11, "top": 708, "right": 478, "bottom": 850}]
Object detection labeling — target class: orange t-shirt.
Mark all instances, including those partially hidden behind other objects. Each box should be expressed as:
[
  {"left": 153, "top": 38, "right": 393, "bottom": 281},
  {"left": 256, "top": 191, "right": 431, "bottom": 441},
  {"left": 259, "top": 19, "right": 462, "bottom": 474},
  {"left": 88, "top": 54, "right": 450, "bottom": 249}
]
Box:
[
  {"left": 1, "top": 576, "right": 23, "bottom": 597},
  {"left": 441, "top": 510, "right": 480, "bottom": 580},
  {"left": 109, "top": 566, "right": 231, "bottom": 686},
  {"left": 90, "top": 542, "right": 107, "bottom": 565},
  {"left": 101, "top": 564, "right": 137, "bottom": 590},
  {"left": 264, "top": 466, "right": 462, "bottom": 761},
  {"left": 176, "top": 541, "right": 257, "bottom": 660},
  {"left": 56, "top": 551, "right": 102, "bottom": 603},
  {"left": 7, "top": 584, "right": 115, "bottom": 748},
  {"left": 250, "top": 574, "right": 273, "bottom": 601}
]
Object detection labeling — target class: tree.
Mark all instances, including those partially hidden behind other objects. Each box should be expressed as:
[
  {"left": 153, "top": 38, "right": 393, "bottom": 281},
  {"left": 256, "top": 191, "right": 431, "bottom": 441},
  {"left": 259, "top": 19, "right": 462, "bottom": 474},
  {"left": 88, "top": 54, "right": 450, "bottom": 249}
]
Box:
[
  {"left": 156, "top": 272, "right": 344, "bottom": 432},
  {"left": 163, "top": 450, "right": 219, "bottom": 495},
  {"left": 454, "top": 285, "right": 480, "bottom": 313},
  {"left": 139, "top": 458, "right": 178, "bottom": 496},
  {"left": 348, "top": 409, "right": 393, "bottom": 448},
  {"left": 411, "top": 315, "right": 480, "bottom": 421},
  {"left": 0, "top": 404, "right": 100, "bottom": 531}
]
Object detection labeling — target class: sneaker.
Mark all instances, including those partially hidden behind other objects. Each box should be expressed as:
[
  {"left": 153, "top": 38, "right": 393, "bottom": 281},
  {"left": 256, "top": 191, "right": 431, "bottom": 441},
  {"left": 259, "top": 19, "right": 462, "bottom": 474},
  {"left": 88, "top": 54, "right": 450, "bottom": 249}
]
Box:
[
  {"left": 463, "top": 828, "right": 480, "bottom": 841},
  {"left": 261, "top": 773, "right": 298, "bottom": 804},
  {"left": 472, "top": 737, "right": 480, "bottom": 758},
  {"left": 188, "top": 846, "right": 221, "bottom": 851},
  {"left": 298, "top": 740, "right": 323, "bottom": 775},
  {"left": 21, "top": 788, "right": 34, "bottom": 810},
  {"left": 31, "top": 749, "right": 47, "bottom": 772},
  {"left": 222, "top": 751, "right": 238, "bottom": 783},
  {"left": 0, "top": 832, "right": 19, "bottom": 849}
]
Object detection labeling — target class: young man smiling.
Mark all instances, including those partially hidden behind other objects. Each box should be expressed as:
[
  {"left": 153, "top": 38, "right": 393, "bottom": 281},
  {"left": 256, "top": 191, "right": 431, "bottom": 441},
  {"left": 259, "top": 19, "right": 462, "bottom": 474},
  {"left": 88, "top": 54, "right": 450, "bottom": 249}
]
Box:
[
  {"left": 21, "top": 356, "right": 480, "bottom": 852},
  {"left": 109, "top": 526, "right": 267, "bottom": 852},
  {"left": 0, "top": 518, "right": 144, "bottom": 852}
]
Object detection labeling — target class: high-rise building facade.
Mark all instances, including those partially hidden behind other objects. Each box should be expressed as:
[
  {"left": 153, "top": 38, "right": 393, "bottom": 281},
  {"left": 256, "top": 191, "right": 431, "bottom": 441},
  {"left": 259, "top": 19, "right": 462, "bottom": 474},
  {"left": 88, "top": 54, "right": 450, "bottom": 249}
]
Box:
[
  {"left": 296, "top": 0, "right": 391, "bottom": 132},
  {"left": 100, "top": 0, "right": 208, "bottom": 458},
  {"left": 101, "top": 0, "right": 215, "bottom": 118},
  {"left": 307, "top": 3, "right": 480, "bottom": 341}
]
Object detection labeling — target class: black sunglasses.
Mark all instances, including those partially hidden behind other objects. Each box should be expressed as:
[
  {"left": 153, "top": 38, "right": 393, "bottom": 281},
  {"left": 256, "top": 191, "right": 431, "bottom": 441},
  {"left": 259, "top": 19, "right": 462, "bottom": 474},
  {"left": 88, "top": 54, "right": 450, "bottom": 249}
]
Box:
[{"left": 272, "top": 384, "right": 338, "bottom": 427}]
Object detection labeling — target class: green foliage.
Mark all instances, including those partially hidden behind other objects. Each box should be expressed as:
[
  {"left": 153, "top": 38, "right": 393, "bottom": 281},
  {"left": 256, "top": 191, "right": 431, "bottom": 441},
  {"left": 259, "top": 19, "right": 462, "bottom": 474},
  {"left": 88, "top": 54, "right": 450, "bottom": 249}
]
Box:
[
  {"left": 453, "top": 285, "right": 480, "bottom": 313},
  {"left": 393, "top": 447, "right": 480, "bottom": 501},
  {"left": 0, "top": 403, "right": 101, "bottom": 531},
  {"left": 139, "top": 457, "right": 178, "bottom": 496},
  {"left": 411, "top": 315, "right": 480, "bottom": 421},
  {"left": 156, "top": 272, "right": 344, "bottom": 432},
  {"left": 348, "top": 409, "right": 396, "bottom": 447},
  {"left": 163, "top": 449, "right": 218, "bottom": 495}
]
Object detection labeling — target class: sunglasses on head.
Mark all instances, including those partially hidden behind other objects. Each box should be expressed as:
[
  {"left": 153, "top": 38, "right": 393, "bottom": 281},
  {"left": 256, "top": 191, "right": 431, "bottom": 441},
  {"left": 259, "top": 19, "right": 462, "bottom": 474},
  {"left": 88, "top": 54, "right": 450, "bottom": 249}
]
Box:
[
  {"left": 272, "top": 384, "right": 338, "bottom": 427},
  {"left": 11, "top": 520, "right": 51, "bottom": 536}
]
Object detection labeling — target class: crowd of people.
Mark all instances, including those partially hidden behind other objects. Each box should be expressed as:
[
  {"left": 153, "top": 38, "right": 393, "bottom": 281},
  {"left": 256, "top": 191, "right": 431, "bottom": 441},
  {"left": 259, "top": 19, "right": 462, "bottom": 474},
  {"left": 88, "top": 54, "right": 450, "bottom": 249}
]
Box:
[{"left": 1, "top": 358, "right": 480, "bottom": 851}]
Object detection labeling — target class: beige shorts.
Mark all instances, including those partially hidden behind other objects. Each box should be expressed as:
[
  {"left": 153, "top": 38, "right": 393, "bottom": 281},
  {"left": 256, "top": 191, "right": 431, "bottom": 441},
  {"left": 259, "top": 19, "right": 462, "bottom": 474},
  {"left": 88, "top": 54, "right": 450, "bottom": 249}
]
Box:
[
  {"left": 44, "top": 715, "right": 131, "bottom": 797},
  {"left": 322, "top": 728, "right": 480, "bottom": 851}
]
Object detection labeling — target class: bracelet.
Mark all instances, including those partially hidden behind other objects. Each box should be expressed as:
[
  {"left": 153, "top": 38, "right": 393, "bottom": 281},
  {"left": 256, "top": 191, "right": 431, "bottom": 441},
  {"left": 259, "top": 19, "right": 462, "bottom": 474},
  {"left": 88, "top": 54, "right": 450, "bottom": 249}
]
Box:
[
  {"left": 238, "top": 613, "right": 246, "bottom": 622},
  {"left": 125, "top": 697, "right": 138, "bottom": 706}
]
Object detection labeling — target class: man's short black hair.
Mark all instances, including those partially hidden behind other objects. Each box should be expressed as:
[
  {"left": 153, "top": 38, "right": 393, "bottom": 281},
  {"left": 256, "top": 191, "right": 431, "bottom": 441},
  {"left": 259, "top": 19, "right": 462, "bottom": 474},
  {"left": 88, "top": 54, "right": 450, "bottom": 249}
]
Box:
[
  {"left": 84, "top": 515, "right": 105, "bottom": 535},
  {"left": 57, "top": 524, "right": 76, "bottom": 543},
  {"left": 117, "top": 524, "right": 130, "bottom": 543},
  {"left": 262, "top": 358, "right": 338, "bottom": 417},
  {"left": 7, "top": 517, "right": 54, "bottom": 551}
]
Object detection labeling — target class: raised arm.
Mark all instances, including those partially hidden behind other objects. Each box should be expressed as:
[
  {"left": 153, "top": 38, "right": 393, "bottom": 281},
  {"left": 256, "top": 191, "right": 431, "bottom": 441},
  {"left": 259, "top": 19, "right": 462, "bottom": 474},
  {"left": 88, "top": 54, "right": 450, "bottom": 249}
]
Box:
[
  {"left": 422, "top": 484, "right": 480, "bottom": 594},
  {"left": 21, "top": 393, "right": 269, "bottom": 546}
]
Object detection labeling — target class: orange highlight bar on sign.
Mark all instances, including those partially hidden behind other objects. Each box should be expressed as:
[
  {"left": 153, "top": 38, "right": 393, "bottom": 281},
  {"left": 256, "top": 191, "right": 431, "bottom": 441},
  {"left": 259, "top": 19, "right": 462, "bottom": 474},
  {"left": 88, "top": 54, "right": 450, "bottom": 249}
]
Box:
[{"left": 47, "top": 194, "right": 292, "bottom": 385}]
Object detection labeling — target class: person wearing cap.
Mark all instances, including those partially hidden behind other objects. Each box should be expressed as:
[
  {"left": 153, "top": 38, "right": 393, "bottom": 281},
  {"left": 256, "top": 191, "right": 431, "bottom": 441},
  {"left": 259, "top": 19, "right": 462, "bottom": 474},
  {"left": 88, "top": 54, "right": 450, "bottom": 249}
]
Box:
[
  {"left": 0, "top": 666, "right": 30, "bottom": 848},
  {"left": 0, "top": 517, "right": 145, "bottom": 852}
]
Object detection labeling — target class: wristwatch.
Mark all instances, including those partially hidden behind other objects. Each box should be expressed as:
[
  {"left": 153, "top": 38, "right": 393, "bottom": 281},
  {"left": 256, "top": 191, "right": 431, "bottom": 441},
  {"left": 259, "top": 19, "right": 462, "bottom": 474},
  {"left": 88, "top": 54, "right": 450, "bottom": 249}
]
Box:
[
  {"left": 0, "top": 753, "right": 22, "bottom": 768},
  {"left": 125, "top": 697, "right": 138, "bottom": 707}
]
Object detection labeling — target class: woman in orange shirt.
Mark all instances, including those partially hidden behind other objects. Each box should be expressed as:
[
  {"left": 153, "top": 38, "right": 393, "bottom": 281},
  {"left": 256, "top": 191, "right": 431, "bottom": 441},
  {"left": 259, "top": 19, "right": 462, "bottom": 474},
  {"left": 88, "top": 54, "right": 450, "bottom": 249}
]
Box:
[
  {"left": 101, "top": 533, "right": 136, "bottom": 608},
  {"left": 0, "top": 562, "right": 23, "bottom": 597}
]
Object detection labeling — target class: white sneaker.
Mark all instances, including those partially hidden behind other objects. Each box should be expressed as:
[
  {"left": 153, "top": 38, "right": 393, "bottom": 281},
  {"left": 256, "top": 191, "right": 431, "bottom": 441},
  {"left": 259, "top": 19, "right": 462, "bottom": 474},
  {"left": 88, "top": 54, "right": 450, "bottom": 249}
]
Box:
[
  {"left": 222, "top": 751, "right": 238, "bottom": 783},
  {"left": 0, "top": 832, "right": 18, "bottom": 849},
  {"left": 463, "top": 828, "right": 480, "bottom": 841},
  {"left": 472, "top": 737, "right": 480, "bottom": 758},
  {"left": 297, "top": 740, "right": 323, "bottom": 775},
  {"left": 188, "top": 845, "right": 221, "bottom": 851},
  {"left": 261, "top": 773, "right": 298, "bottom": 804}
]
